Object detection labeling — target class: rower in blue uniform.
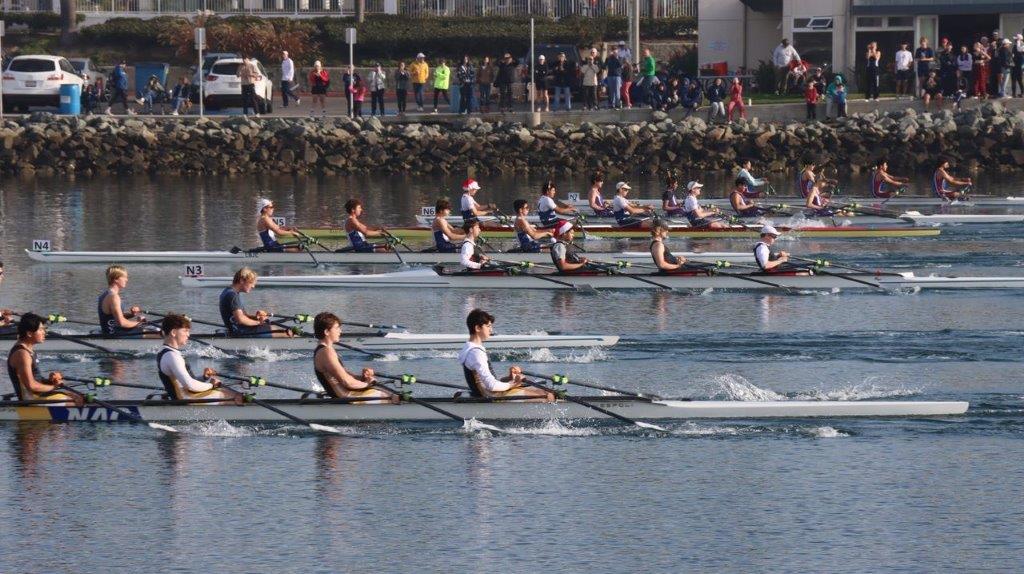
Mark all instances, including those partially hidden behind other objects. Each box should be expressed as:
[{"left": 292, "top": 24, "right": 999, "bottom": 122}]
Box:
[
  {"left": 431, "top": 199, "right": 466, "bottom": 253},
  {"left": 536, "top": 180, "right": 577, "bottom": 227},
  {"left": 98, "top": 265, "right": 158, "bottom": 337},
  {"left": 344, "top": 198, "right": 390, "bottom": 253},
  {"left": 870, "top": 159, "right": 909, "bottom": 198},
  {"left": 218, "top": 267, "right": 293, "bottom": 338},
  {"left": 256, "top": 198, "right": 302, "bottom": 252},
  {"left": 0, "top": 261, "right": 13, "bottom": 337},
  {"left": 611, "top": 181, "right": 655, "bottom": 229},
  {"left": 729, "top": 178, "right": 771, "bottom": 218},
  {"left": 460, "top": 179, "right": 494, "bottom": 222},
  {"left": 513, "top": 199, "right": 554, "bottom": 252},
  {"left": 662, "top": 174, "right": 685, "bottom": 217},
  {"left": 587, "top": 173, "right": 614, "bottom": 217},
  {"left": 682, "top": 181, "right": 729, "bottom": 229},
  {"left": 932, "top": 157, "right": 972, "bottom": 201}
]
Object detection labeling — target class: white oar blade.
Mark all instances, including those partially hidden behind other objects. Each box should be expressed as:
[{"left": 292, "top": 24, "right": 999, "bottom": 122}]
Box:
[
  {"left": 463, "top": 418, "right": 504, "bottom": 433},
  {"left": 309, "top": 423, "right": 344, "bottom": 434},
  {"left": 148, "top": 422, "right": 179, "bottom": 433},
  {"left": 635, "top": 421, "right": 668, "bottom": 432}
]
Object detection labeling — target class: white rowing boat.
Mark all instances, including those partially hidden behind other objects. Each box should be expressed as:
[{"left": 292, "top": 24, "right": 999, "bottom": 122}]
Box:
[
  {"left": 562, "top": 194, "right": 1024, "bottom": 208},
  {"left": 24, "top": 248, "right": 754, "bottom": 265},
  {"left": 417, "top": 212, "right": 1024, "bottom": 227},
  {"left": 179, "top": 268, "right": 1024, "bottom": 291},
  {"left": 8, "top": 332, "right": 618, "bottom": 353},
  {"left": 1, "top": 397, "right": 970, "bottom": 422}
]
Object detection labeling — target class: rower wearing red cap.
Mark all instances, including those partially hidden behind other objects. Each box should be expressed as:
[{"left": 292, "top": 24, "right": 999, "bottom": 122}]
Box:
[
  {"left": 550, "top": 220, "right": 589, "bottom": 272},
  {"left": 460, "top": 179, "right": 495, "bottom": 222}
]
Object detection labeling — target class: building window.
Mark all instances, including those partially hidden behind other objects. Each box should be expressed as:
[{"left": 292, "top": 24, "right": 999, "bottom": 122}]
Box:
[
  {"left": 857, "top": 16, "right": 883, "bottom": 28},
  {"left": 888, "top": 16, "right": 913, "bottom": 27}
]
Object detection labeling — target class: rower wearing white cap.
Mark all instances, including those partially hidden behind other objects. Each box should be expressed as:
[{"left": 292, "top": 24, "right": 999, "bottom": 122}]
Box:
[
  {"left": 550, "top": 220, "right": 589, "bottom": 272},
  {"left": 460, "top": 219, "right": 492, "bottom": 271},
  {"left": 682, "top": 181, "right": 729, "bottom": 229},
  {"left": 460, "top": 178, "right": 494, "bottom": 222},
  {"left": 513, "top": 199, "right": 553, "bottom": 253},
  {"left": 611, "top": 181, "right": 655, "bottom": 229},
  {"left": 256, "top": 198, "right": 302, "bottom": 252},
  {"left": 753, "top": 225, "right": 805, "bottom": 273}
]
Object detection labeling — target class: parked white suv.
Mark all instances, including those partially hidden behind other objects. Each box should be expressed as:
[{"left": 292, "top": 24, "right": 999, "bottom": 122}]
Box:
[
  {"left": 203, "top": 58, "right": 273, "bottom": 113},
  {"left": 2, "top": 55, "right": 85, "bottom": 112}
]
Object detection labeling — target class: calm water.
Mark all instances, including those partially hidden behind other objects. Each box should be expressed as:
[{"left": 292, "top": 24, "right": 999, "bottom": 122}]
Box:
[{"left": 0, "top": 172, "right": 1022, "bottom": 573}]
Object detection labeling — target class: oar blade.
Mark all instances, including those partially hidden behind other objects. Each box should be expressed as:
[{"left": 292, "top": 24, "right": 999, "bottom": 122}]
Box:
[
  {"left": 463, "top": 418, "right": 505, "bottom": 433},
  {"left": 148, "top": 422, "right": 179, "bottom": 433},
  {"left": 309, "top": 423, "right": 344, "bottom": 434},
  {"left": 634, "top": 421, "right": 668, "bottom": 432}
]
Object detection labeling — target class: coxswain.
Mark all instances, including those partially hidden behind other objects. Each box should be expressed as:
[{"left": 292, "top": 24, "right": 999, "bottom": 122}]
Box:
[
  {"left": 460, "top": 219, "right": 492, "bottom": 271},
  {"left": 6, "top": 313, "right": 83, "bottom": 406},
  {"left": 537, "top": 180, "right": 577, "bottom": 227},
  {"left": 933, "top": 157, "right": 972, "bottom": 201},
  {"left": 157, "top": 313, "right": 244, "bottom": 405},
  {"left": 611, "top": 182, "right": 655, "bottom": 229},
  {"left": 682, "top": 181, "right": 729, "bottom": 229},
  {"left": 431, "top": 199, "right": 466, "bottom": 253},
  {"left": 753, "top": 225, "right": 807, "bottom": 274},
  {"left": 736, "top": 159, "right": 768, "bottom": 196},
  {"left": 312, "top": 312, "right": 397, "bottom": 403},
  {"left": 0, "top": 261, "right": 13, "bottom": 337},
  {"left": 256, "top": 198, "right": 302, "bottom": 252},
  {"left": 871, "top": 159, "right": 910, "bottom": 198},
  {"left": 550, "top": 220, "right": 589, "bottom": 272},
  {"left": 460, "top": 179, "right": 494, "bottom": 222},
  {"left": 729, "top": 178, "right": 771, "bottom": 218},
  {"left": 98, "top": 265, "right": 157, "bottom": 337},
  {"left": 458, "top": 309, "right": 553, "bottom": 402},
  {"left": 661, "top": 173, "right": 684, "bottom": 217},
  {"left": 219, "top": 267, "right": 293, "bottom": 338},
  {"left": 344, "top": 198, "right": 390, "bottom": 253},
  {"left": 587, "top": 173, "right": 614, "bottom": 217},
  {"left": 650, "top": 220, "right": 686, "bottom": 272},
  {"left": 513, "top": 199, "right": 553, "bottom": 253}
]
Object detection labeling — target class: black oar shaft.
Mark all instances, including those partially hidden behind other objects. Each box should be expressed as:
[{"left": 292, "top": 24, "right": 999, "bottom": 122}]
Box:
[
  {"left": 521, "top": 371, "right": 662, "bottom": 400},
  {"left": 376, "top": 373, "right": 465, "bottom": 391},
  {"left": 372, "top": 382, "right": 466, "bottom": 424}
]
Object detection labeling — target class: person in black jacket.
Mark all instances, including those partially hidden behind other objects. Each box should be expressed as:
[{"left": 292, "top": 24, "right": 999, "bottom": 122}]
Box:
[
  {"left": 604, "top": 49, "right": 623, "bottom": 109},
  {"left": 681, "top": 79, "right": 702, "bottom": 117},
  {"left": 705, "top": 78, "right": 726, "bottom": 122},
  {"left": 552, "top": 52, "right": 576, "bottom": 112},
  {"left": 456, "top": 55, "right": 476, "bottom": 114},
  {"left": 533, "top": 54, "right": 550, "bottom": 112},
  {"left": 495, "top": 53, "right": 517, "bottom": 113},
  {"left": 938, "top": 44, "right": 957, "bottom": 97}
]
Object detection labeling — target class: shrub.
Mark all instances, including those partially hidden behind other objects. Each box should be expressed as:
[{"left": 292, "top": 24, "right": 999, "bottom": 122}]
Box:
[{"left": 0, "top": 11, "right": 86, "bottom": 31}]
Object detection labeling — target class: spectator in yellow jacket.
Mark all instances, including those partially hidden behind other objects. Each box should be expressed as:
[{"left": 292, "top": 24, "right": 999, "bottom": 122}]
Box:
[
  {"left": 432, "top": 58, "right": 451, "bottom": 113},
  {"left": 409, "top": 53, "right": 430, "bottom": 111}
]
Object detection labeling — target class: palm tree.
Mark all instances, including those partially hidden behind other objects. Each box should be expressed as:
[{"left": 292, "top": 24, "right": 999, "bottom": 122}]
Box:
[{"left": 60, "top": 0, "right": 78, "bottom": 47}]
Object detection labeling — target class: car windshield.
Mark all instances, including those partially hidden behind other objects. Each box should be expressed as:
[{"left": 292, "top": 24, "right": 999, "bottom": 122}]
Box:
[
  {"left": 70, "top": 61, "right": 86, "bottom": 72},
  {"left": 9, "top": 59, "right": 57, "bottom": 73},
  {"left": 211, "top": 62, "right": 241, "bottom": 76}
]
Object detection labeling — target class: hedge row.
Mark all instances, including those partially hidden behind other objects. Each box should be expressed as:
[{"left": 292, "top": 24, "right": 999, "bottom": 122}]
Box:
[{"left": 0, "top": 11, "right": 86, "bottom": 31}]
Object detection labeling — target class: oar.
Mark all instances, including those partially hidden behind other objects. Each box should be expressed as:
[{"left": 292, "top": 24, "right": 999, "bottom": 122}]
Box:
[
  {"left": 521, "top": 379, "right": 667, "bottom": 432},
  {"left": 522, "top": 371, "right": 666, "bottom": 401},
  {"left": 214, "top": 373, "right": 343, "bottom": 434},
  {"left": 381, "top": 231, "right": 408, "bottom": 265},
  {"left": 587, "top": 260, "right": 676, "bottom": 291},
  {"left": 376, "top": 372, "right": 465, "bottom": 391},
  {"left": 144, "top": 310, "right": 225, "bottom": 330},
  {"left": 60, "top": 379, "right": 178, "bottom": 433},
  {"left": 218, "top": 373, "right": 325, "bottom": 397},
  {"left": 35, "top": 313, "right": 95, "bottom": 328},
  {"left": 46, "top": 331, "right": 136, "bottom": 357},
  {"left": 371, "top": 381, "right": 506, "bottom": 433},
  {"left": 279, "top": 313, "right": 405, "bottom": 331},
  {"left": 335, "top": 340, "right": 386, "bottom": 359},
  {"left": 490, "top": 261, "right": 597, "bottom": 293},
  {"left": 786, "top": 257, "right": 883, "bottom": 290},
  {"left": 790, "top": 256, "right": 896, "bottom": 284}
]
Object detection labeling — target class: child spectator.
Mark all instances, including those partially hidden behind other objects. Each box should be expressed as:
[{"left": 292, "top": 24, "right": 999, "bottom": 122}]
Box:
[
  {"left": 804, "top": 82, "right": 819, "bottom": 120},
  {"left": 350, "top": 77, "right": 367, "bottom": 118}
]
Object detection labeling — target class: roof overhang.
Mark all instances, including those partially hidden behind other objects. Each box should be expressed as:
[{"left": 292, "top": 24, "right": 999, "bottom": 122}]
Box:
[
  {"left": 852, "top": 0, "right": 1024, "bottom": 15},
  {"left": 740, "top": 0, "right": 783, "bottom": 13}
]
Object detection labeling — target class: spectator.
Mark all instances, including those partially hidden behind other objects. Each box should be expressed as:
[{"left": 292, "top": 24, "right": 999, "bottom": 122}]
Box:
[
  {"left": 864, "top": 42, "right": 881, "bottom": 102},
  {"left": 281, "top": 50, "right": 300, "bottom": 108},
  {"left": 552, "top": 52, "right": 574, "bottom": 112},
  {"left": 922, "top": 70, "right": 943, "bottom": 110},
  {"left": 915, "top": 36, "right": 935, "bottom": 97},
  {"left": 1013, "top": 34, "right": 1024, "bottom": 97},
  {"left": 456, "top": 55, "right": 476, "bottom": 115},
  {"left": 410, "top": 53, "right": 429, "bottom": 112},
  {"left": 105, "top": 60, "right": 135, "bottom": 116},
  {"left": 998, "top": 39, "right": 1013, "bottom": 98},
  {"left": 956, "top": 44, "right": 973, "bottom": 92},
  {"left": 82, "top": 82, "right": 98, "bottom": 115},
  {"left": 620, "top": 60, "right": 633, "bottom": 109},
  {"left": 395, "top": 61, "right": 410, "bottom": 115},
  {"left": 349, "top": 76, "right": 366, "bottom": 118},
  {"left": 432, "top": 58, "right": 450, "bottom": 113},
  {"left": 617, "top": 40, "right": 632, "bottom": 65},
  {"left": 705, "top": 77, "right": 725, "bottom": 122},
  {"left": 581, "top": 55, "right": 600, "bottom": 110},
  {"left": 989, "top": 31, "right": 1003, "bottom": 96},
  {"left": 368, "top": 62, "right": 387, "bottom": 116},
  {"left": 833, "top": 79, "right": 848, "bottom": 118},
  {"left": 895, "top": 42, "right": 913, "bottom": 99},
  {"left": 533, "top": 54, "right": 550, "bottom": 112},
  {"left": 342, "top": 66, "right": 360, "bottom": 117},
  {"left": 477, "top": 56, "right": 494, "bottom": 112},
  {"left": 953, "top": 75, "right": 970, "bottom": 109},
  {"left": 826, "top": 74, "right": 846, "bottom": 119},
  {"left": 726, "top": 77, "right": 746, "bottom": 123},
  {"left": 661, "top": 77, "right": 681, "bottom": 111},
  {"left": 140, "top": 75, "right": 165, "bottom": 114},
  {"left": 495, "top": 53, "right": 517, "bottom": 113},
  {"left": 308, "top": 60, "right": 329, "bottom": 117},
  {"left": 681, "top": 79, "right": 702, "bottom": 117},
  {"left": 604, "top": 48, "right": 622, "bottom": 110},
  {"left": 239, "top": 56, "right": 259, "bottom": 116},
  {"left": 809, "top": 67, "right": 826, "bottom": 96},
  {"left": 973, "top": 41, "right": 991, "bottom": 99},
  {"left": 772, "top": 38, "right": 800, "bottom": 94},
  {"left": 639, "top": 48, "right": 656, "bottom": 107},
  {"left": 804, "top": 81, "right": 819, "bottom": 120},
  {"left": 170, "top": 76, "right": 191, "bottom": 116},
  {"left": 938, "top": 43, "right": 957, "bottom": 98}
]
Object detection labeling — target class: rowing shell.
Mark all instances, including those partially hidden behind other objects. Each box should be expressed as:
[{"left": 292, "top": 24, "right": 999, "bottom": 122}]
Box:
[
  {"left": 6, "top": 332, "right": 618, "bottom": 353},
  {"left": 563, "top": 195, "right": 1024, "bottom": 208},
  {"left": 24, "top": 248, "right": 754, "bottom": 265},
  {"left": 298, "top": 225, "right": 941, "bottom": 240},
  {"left": 0, "top": 397, "right": 970, "bottom": 422},
  {"left": 417, "top": 213, "right": 1024, "bottom": 227},
  {"left": 179, "top": 268, "right": 1024, "bottom": 291}
]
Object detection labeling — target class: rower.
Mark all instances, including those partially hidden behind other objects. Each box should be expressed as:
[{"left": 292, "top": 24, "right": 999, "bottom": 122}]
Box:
[
  {"left": 804, "top": 183, "right": 842, "bottom": 217},
  {"left": 312, "top": 312, "right": 397, "bottom": 404},
  {"left": 256, "top": 198, "right": 302, "bottom": 252},
  {"left": 218, "top": 267, "right": 292, "bottom": 338},
  {"left": 650, "top": 219, "right": 686, "bottom": 272},
  {"left": 797, "top": 157, "right": 834, "bottom": 198},
  {"left": 458, "top": 309, "right": 553, "bottom": 402},
  {"left": 550, "top": 220, "right": 590, "bottom": 273},
  {"left": 682, "top": 181, "right": 729, "bottom": 229},
  {"left": 6, "top": 313, "right": 83, "bottom": 406},
  {"left": 98, "top": 265, "right": 157, "bottom": 337},
  {"left": 736, "top": 159, "right": 768, "bottom": 197},
  {"left": 753, "top": 225, "right": 807, "bottom": 274},
  {"left": 431, "top": 199, "right": 466, "bottom": 253},
  {"left": 587, "top": 173, "right": 614, "bottom": 217},
  {"left": 612, "top": 181, "right": 655, "bottom": 229},
  {"left": 933, "top": 157, "right": 972, "bottom": 201},
  {"left": 729, "top": 178, "right": 770, "bottom": 218},
  {"left": 157, "top": 313, "right": 244, "bottom": 405},
  {"left": 0, "top": 261, "right": 13, "bottom": 337},
  {"left": 871, "top": 159, "right": 910, "bottom": 198},
  {"left": 344, "top": 198, "right": 391, "bottom": 253},
  {"left": 460, "top": 219, "right": 492, "bottom": 271},
  {"left": 513, "top": 199, "right": 553, "bottom": 253},
  {"left": 662, "top": 174, "right": 684, "bottom": 217},
  {"left": 537, "top": 180, "right": 577, "bottom": 227},
  {"left": 460, "top": 179, "right": 494, "bottom": 222}
]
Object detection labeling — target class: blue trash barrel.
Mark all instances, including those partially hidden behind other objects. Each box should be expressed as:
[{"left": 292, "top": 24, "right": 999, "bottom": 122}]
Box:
[{"left": 59, "top": 83, "right": 81, "bottom": 115}]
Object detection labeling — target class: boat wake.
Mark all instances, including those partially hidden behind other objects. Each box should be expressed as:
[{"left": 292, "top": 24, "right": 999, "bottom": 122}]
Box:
[
  {"left": 702, "top": 373, "right": 921, "bottom": 402},
  {"left": 524, "top": 347, "right": 609, "bottom": 363}
]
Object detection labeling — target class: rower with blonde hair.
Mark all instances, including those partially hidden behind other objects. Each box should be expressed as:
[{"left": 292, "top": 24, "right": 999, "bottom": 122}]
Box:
[
  {"left": 157, "top": 313, "right": 244, "bottom": 405},
  {"left": 218, "top": 267, "right": 292, "bottom": 338},
  {"left": 313, "top": 312, "right": 397, "bottom": 403},
  {"left": 98, "top": 265, "right": 156, "bottom": 337}
]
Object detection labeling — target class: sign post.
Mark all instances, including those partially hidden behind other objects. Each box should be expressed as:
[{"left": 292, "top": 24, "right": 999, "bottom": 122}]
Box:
[
  {"left": 195, "top": 27, "right": 206, "bottom": 117},
  {"left": 0, "top": 21, "right": 5, "bottom": 120},
  {"left": 346, "top": 27, "right": 356, "bottom": 118}
]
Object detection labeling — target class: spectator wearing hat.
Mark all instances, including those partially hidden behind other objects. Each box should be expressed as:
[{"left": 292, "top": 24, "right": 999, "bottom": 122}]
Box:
[
  {"left": 495, "top": 53, "right": 517, "bottom": 113},
  {"left": 617, "top": 40, "right": 632, "bottom": 65},
  {"left": 532, "top": 54, "right": 550, "bottom": 112},
  {"left": 477, "top": 57, "right": 495, "bottom": 112},
  {"left": 368, "top": 62, "right": 387, "bottom": 116},
  {"left": 1012, "top": 34, "right": 1024, "bottom": 97},
  {"left": 432, "top": 58, "right": 451, "bottom": 113},
  {"left": 460, "top": 179, "right": 495, "bottom": 223},
  {"left": 552, "top": 52, "right": 575, "bottom": 112},
  {"left": 604, "top": 47, "right": 623, "bottom": 109},
  {"left": 456, "top": 55, "right": 476, "bottom": 114},
  {"left": 409, "top": 53, "right": 430, "bottom": 112}
]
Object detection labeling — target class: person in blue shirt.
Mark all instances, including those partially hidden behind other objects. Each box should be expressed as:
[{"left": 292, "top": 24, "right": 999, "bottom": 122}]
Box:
[{"left": 105, "top": 60, "right": 139, "bottom": 116}]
